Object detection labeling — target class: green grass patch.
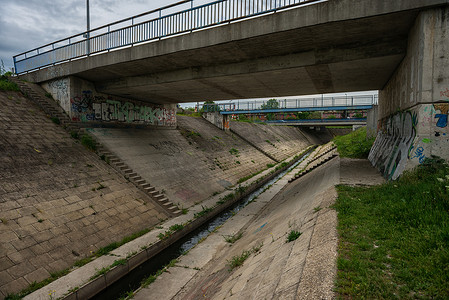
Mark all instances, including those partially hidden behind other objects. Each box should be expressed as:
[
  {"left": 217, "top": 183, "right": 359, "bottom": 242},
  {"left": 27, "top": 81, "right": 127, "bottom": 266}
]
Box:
[
  {"left": 186, "top": 130, "right": 201, "bottom": 137},
  {"left": 333, "top": 127, "right": 375, "bottom": 158},
  {"left": 0, "top": 75, "right": 19, "bottom": 91},
  {"left": 217, "top": 193, "right": 234, "bottom": 205},
  {"left": 194, "top": 206, "right": 213, "bottom": 219},
  {"left": 286, "top": 230, "right": 301, "bottom": 243},
  {"left": 140, "top": 259, "right": 178, "bottom": 288},
  {"left": 227, "top": 250, "right": 252, "bottom": 270},
  {"left": 229, "top": 148, "right": 239, "bottom": 155},
  {"left": 223, "top": 232, "right": 243, "bottom": 244},
  {"left": 334, "top": 156, "right": 449, "bottom": 299},
  {"left": 80, "top": 134, "right": 97, "bottom": 151},
  {"left": 158, "top": 224, "right": 185, "bottom": 240},
  {"left": 5, "top": 269, "right": 70, "bottom": 300},
  {"left": 50, "top": 117, "right": 60, "bottom": 125}
]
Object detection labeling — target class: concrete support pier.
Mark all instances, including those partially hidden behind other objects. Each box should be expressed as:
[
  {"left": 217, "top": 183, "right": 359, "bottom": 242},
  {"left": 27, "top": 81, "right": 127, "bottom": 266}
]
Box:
[{"left": 369, "top": 6, "right": 449, "bottom": 180}]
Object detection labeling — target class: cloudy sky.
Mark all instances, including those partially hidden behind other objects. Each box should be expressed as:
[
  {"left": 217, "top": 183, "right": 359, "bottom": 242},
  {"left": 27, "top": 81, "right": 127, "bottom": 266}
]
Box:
[{"left": 0, "top": 0, "right": 200, "bottom": 70}]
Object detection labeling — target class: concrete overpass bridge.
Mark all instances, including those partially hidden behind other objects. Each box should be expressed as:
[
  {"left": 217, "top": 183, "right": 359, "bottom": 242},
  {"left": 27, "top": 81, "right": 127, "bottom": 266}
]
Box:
[
  {"left": 16, "top": 0, "right": 446, "bottom": 104},
  {"left": 14, "top": 0, "right": 449, "bottom": 180}
]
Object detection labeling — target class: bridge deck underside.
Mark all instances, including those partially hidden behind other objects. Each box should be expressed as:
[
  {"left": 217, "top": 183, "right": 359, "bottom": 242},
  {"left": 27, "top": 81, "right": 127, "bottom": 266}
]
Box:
[{"left": 22, "top": 2, "right": 424, "bottom": 104}]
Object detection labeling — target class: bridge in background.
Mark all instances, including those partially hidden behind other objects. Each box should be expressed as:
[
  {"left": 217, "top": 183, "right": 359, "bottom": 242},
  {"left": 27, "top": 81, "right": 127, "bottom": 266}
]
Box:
[
  {"left": 266, "top": 118, "right": 366, "bottom": 126},
  {"left": 201, "top": 94, "right": 377, "bottom": 114}
]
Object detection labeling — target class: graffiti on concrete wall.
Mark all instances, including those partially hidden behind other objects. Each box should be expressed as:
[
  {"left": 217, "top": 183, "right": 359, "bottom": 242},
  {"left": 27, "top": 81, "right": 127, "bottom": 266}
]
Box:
[
  {"left": 370, "top": 103, "right": 449, "bottom": 180},
  {"left": 70, "top": 91, "right": 176, "bottom": 126},
  {"left": 203, "top": 112, "right": 230, "bottom": 131},
  {"left": 440, "top": 88, "right": 449, "bottom": 99},
  {"left": 48, "top": 78, "right": 70, "bottom": 112},
  {"left": 434, "top": 103, "right": 449, "bottom": 128},
  {"left": 409, "top": 145, "right": 426, "bottom": 164},
  {"left": 369, "top": 110, "right": 418, "bottom": 180}
]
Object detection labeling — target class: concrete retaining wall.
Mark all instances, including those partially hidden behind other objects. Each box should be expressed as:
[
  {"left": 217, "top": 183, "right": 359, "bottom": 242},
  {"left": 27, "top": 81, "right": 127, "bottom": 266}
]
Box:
[
  {"left": 202, "top": 112, "right": 230, "bottom": 131},
  {"left": 369, "top": 7, "right": 449, "bottom": 179},
  {"left": 366, "top": 105, "right": 378, "bottom": 138},
  {"left": 42, "top": 76, "right": 176, "bottom": 127}
]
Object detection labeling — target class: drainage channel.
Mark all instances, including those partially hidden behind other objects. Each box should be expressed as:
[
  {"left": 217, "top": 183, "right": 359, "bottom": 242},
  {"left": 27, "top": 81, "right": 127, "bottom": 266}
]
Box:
[{"left": 92, "top": 151, "right": 312, "bottom": 300}]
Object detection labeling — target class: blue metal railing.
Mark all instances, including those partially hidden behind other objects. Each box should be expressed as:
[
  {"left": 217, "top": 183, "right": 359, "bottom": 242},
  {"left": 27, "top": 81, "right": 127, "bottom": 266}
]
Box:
[
  {"left": 13, "top": 0, "right": 323, "bottom": 74},
  {"left": 201, "top": 94, "right": 378, "bottom": 114}
]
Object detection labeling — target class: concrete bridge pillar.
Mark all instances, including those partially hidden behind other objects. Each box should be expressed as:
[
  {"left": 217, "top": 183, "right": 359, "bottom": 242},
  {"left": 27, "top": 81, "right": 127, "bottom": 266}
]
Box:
[
  {"left": 202, "top": 112, "right": 230, "bottom": 131},
  {"left": 369, "top": 6, "right": 449, "bottom": 180}
]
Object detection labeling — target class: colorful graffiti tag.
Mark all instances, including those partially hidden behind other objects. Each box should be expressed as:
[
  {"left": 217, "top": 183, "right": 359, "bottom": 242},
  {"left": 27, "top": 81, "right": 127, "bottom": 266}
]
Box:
[
  {"left": 433, "top": 103, "right": 449, "bottom": 128},
  {"left": 70, "top": 91, "right": 176, "bottom": 126},
  {"left": 369, "top": 110, "right": 418, "bottom": 180},
  {"left": 440, "top": 88, "right": 449, "bottom": 99},
  {"left": 409, "top": 145, "right": 426, "bottom": 164}
]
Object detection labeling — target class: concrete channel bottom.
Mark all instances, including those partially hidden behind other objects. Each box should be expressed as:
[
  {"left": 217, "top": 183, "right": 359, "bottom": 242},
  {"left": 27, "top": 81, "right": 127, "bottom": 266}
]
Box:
[{"left": 133, "top": 156, "right": 341, "bottom": 299}]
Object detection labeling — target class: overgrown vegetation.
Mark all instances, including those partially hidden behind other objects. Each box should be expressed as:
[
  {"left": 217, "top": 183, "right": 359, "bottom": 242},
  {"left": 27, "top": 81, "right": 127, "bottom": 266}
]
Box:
[
  {"left": 90, "top": 259, "right": 127, "bottom": 280},
  {"left": 260, "top": 99, "right": 279, "bottom": 120},
  {"left": 140, "top": 258, "right": 177, "bottom": 288},
  {"left": 333, "top": 127, "right": 375, "bottom": 158},
  {"left": 157, "top": 224, "right": 185, "bottom": 240},
  {"left": 80, "top": 134, "right": 97, "bottom": 151},
  {"left": 286, "top": 230, "right": 301, "bottom": 243},
  {"left": 227, "top": 250, "right": 252, "bottom": 270},
  {"left": 5, "top": 227, "right": 152, "bottom": 299},
  {"left": 227, "top": 243, "right": 264, "bottom": 271},
  {"left": 229, "top": 148, "right": 239, "bottom": 155},
  {"left": 334, "top": 156, "right": 449, "bottom": 299},
  {"left": 50, "top": 117, "right": 60, "bottom": 125},
  {"left": 194, "top": 206, "right": 213, "bottom": 218},
  {"left": 186, "top": 130, "right": 201, "bottom": 137},
  {"left": 0, "top": 60, "right": 19, "bottom": 91},
  {"left": 223, "top": 232, "right": 243, "bottom": 244}
]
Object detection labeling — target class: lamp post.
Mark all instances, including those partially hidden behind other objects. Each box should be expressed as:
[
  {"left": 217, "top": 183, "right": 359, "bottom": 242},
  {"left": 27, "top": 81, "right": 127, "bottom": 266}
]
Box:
[{"left": 86, "top": 0, "right": 90, "bottom": 55}]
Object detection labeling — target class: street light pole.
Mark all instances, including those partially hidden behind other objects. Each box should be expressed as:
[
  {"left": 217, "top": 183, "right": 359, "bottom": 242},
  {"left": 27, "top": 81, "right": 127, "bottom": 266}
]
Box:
[{"left": 86, "top": 0, "right": 90, "bottom": 55}]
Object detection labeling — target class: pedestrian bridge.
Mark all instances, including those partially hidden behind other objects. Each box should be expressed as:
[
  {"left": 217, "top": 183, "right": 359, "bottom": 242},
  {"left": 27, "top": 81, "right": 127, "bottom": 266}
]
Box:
[
  {"left": 266, "top": 118, "right": 366, "bottom": 126},
  {"left": 202, "top": 94, "right": 377, "bottom": 114},
  {"left": 15, "top": 0, "right": 447, "bottom": 105}
]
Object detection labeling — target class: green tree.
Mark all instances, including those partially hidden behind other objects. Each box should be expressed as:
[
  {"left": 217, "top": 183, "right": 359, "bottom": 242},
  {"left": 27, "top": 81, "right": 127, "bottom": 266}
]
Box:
[
  {"left": 201, "top": 100, "right": 220, "bottom": 112},
  {"left": 297, "top": 112, "right": 311, "bottom": 119},
  {"left": 261, "top": 99, "right": 279, "bottom": 120}
]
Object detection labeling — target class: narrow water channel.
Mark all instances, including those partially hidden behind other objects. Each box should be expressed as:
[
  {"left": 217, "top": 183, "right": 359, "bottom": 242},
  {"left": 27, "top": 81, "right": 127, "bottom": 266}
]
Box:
[{"left": 92, "top": 151, "right": 311, "bottom": 300}]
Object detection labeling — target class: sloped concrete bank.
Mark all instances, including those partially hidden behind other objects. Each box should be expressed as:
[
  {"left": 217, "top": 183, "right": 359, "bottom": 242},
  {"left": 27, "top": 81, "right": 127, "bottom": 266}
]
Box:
[{"left": 24, "top": 147, "right": 315, "bottom": 300}]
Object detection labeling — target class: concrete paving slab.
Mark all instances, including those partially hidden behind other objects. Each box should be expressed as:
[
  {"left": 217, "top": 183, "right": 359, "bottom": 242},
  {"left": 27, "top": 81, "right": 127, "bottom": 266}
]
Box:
[
  {"left": 134, "top": 146, "right": 342, "bottom": 299},
  {"left": 134, "top": 267, "right": 199, "bottom": 300},
  {"left": 177, "top": 235, "right": 227, "bottom": 270}
]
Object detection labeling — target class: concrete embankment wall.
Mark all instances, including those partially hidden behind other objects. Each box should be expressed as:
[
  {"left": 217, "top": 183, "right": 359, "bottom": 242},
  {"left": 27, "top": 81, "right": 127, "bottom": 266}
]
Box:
[
  {"left": 89, "top": 116, "right": 316, "bottom": 208},
  {"left": 369, "top": 7, "right": 449, "bottom": 180},
  {"left": 230, "top": 121, "right": 311, "bottom": 162},
  {"left": 0, "top": 91, "right": 168, "bottom": 298}
]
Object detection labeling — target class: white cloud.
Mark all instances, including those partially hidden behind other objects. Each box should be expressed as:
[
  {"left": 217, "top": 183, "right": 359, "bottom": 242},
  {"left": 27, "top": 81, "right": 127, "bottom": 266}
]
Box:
[{"left": 0, "top": 0, "right": 175, "bottom": 69}]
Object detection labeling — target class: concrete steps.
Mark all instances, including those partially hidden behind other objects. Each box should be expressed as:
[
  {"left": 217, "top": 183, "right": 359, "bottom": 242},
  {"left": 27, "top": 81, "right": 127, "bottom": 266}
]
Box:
[
  {"left": 288, "top": 143, "right": 338, "bottom": 183},
  {"left": 10, "top": 77, "right": 181, "bottom": 217},
  {"left": 96, "top": 145, "right": 181, "bottom": 216}
]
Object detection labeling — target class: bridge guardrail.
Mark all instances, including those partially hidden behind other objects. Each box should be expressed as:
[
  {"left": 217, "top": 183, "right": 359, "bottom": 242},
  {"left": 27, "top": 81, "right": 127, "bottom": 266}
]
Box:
[{"left": 13, "top": 0, "right": 324, "bottom": 74}]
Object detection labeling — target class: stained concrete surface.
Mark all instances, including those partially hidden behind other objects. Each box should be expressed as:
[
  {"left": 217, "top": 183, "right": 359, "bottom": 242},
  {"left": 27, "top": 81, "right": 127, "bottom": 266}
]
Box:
[
  {"left": 0, "top": 91, "right": 168, "bottom": 298},
  {"left": 134, "top": 154, "right": 341, "bottom": 300},
  {"left": 134, "top": 154, "right": 384, "bottom": 299},
  {"left": 88, "top": 116, "right": 314, "bottom": 208},
  {"left": 230, "top": 121, "right": 311, "bottom": 162}
]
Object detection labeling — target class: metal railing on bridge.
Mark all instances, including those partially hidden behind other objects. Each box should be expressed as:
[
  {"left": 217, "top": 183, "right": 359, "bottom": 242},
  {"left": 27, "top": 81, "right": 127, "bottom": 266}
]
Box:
[
  {"left": 13, "top": 0, "right": 324, "bottom": 74},
  {"left": 201, "top": 94, "right": 378, "bottom": 114}
]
